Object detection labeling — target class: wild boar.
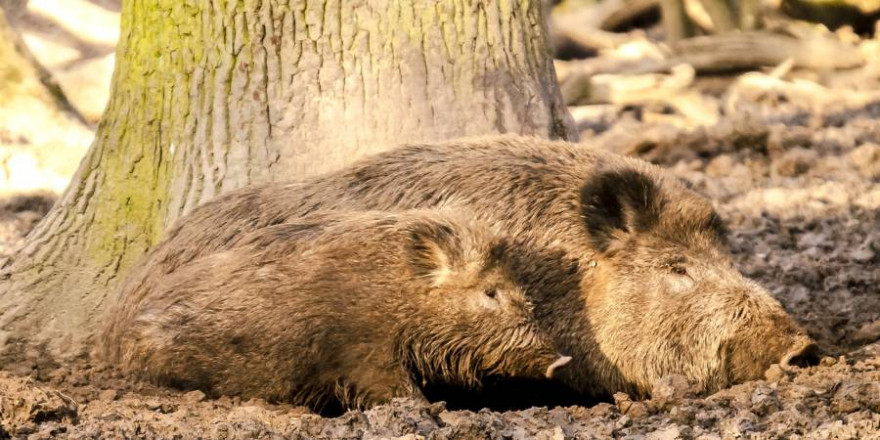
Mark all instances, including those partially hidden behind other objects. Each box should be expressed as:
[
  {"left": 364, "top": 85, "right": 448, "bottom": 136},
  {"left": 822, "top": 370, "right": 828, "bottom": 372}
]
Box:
[
  {"left": 107, "top": 135, "right": 819, "bottom": 399},
  {"left": 102, "top": 210, "right": 571, "bottom": 411}
]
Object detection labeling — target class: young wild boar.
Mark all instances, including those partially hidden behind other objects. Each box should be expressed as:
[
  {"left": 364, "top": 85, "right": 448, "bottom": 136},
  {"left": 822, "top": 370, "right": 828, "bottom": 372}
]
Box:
[
  {"left": 102, "top": 210, "right": 571, "bottom": 411},
  {"left": 112, "top": 135, "right": 819, "bottom": 400}
]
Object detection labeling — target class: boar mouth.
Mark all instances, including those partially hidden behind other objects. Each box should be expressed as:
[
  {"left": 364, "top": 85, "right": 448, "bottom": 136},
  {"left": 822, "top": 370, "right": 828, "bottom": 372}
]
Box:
[{"left": 545, "top": 355, "right": 572, "bottom": 379}]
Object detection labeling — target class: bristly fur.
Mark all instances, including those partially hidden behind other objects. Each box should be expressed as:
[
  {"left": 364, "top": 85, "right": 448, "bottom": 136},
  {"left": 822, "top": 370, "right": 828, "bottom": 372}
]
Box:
[
  {"left": 102, "top": 209, "right": 564, "bottom": 411},
  {"left": 101, "top": 134, "right": 814, "bottom": 400}
]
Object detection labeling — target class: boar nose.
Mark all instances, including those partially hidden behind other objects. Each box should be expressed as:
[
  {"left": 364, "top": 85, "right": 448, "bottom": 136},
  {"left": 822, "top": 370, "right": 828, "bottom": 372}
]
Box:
[
  {"left": 780, "top": 340, "right": 822, "bottom": 369},
  {"left": 545, "top": 355, "right": 572, "bottom": 379}
]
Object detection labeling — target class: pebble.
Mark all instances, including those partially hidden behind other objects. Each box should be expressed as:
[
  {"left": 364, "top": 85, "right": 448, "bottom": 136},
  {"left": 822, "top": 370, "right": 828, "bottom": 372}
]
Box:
[
  {"left": 613, "top": 392, "right": 634, "bottom": 414},
  {"left": 849, "top": 143, "right": 880, "bottom": 178},
  {"left": 145, "top": 399, "right": 178, "bottom": 414},
  {"left": 850, "top": 245, "right": 875, "bottom": 263},
  {"left": 772, "top": 147, "right": 818, "bottom": 177},
  {"left": 183, "top": 390, "right": 206, "bottom": 403},
  {"left": 764, "top": 364, "right": 788, "bottom": 382},
  {"left": 851, "top": 320, "right": 880, "bottom": 344},
  {"left": 651, "top": 374, "right": 692, "bottom": 409},
  {"left": 627, "top": 402, "right": 651, "bottom": 420},
  {"left": 98, "top": 389, "right": 119, "bottom": 401},
  {"left": 646, "top": 425, "right": 681, "bottom": 440},
  {"left": 820, "top": 356, "right": 838, "bottom": 367},
  {"left": 831, "top": 381, "right": 864, "bottom": 414},
  {"left": 750, "top": 386, "right": 781, "bottom": 416}
]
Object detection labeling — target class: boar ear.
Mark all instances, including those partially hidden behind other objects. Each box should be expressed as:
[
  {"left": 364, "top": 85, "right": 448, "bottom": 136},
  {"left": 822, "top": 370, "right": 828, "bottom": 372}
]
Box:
[
  {"left": 579, "top": 168, "right": 663, "bottom": 253},
  {"left": 405, "top": 221, "right": 459, "bottom": 286}
]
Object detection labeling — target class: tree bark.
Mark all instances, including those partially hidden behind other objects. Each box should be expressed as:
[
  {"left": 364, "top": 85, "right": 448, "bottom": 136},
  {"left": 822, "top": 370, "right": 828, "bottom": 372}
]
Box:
[{"left": 0, "top": 0, "right": 576, "bottom": 363}]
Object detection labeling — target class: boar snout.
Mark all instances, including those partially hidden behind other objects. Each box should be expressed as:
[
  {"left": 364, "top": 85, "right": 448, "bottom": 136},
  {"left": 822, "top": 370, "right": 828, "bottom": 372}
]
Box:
[
  {"left": 780, "top": 339, "right": 822, "bottom": 370},
  {"left": 545, "top": 355, "right": 572, "bottom": 379}
]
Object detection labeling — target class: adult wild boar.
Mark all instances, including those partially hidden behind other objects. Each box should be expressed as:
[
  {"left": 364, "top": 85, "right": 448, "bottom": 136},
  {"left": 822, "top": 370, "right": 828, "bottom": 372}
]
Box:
[
  {"left": 102, "top": 210, "right": 571, "bottom": 411},
  {"left": 109, "top": 135, "right": 819, "bottom": 399}
]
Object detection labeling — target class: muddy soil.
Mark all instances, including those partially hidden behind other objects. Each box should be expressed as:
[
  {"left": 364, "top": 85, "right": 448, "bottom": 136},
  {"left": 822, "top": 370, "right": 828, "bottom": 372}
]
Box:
[{"left": 1, "top": 90, "right": 879, "bottom": 438}]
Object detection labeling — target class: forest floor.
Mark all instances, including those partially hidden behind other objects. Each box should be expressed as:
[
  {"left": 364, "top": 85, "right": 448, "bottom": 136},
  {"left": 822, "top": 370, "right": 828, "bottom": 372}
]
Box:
[
  {"left": 2, "top": 2, "right": 880, "bottom": 439},
  {"left": 1, "top": 72, "right": 880, "bottom": 440}
]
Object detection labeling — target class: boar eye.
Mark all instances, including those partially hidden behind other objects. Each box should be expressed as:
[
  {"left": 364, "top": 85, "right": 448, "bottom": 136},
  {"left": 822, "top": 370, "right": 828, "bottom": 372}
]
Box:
[
  {"left": 484, "top": 288, "right": 498, "bottom": 299},
  {"left": 671, "top": 266, "right": 688, "bottom": 276}
]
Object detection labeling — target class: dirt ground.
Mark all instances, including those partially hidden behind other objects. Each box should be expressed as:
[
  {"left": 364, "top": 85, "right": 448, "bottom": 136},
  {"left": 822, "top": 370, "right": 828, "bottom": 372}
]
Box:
[
  {"left": 1, "top": 86, "right": 880, "bottom": 438},
  {"left": 2, "top": 1, "right": 880, "bottom": 439}
]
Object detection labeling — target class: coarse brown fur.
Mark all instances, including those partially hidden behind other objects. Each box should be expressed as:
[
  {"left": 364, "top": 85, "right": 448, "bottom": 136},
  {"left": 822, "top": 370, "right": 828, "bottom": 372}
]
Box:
[
  {"left": 102, "top": 210, "right": 568, "bottom": 411},
  {"left": 104, "top": 135, "right": 817, "bottom": 399}
]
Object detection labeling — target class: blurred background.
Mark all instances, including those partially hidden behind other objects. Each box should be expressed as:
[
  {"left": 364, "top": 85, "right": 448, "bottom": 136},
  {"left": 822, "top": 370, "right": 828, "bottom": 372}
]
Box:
[
  {"left": 3, "top": 0, "right": 878, "bottom": 197},
  {"left": 0, "top": 0, "right": 117, "bottom": 193}
]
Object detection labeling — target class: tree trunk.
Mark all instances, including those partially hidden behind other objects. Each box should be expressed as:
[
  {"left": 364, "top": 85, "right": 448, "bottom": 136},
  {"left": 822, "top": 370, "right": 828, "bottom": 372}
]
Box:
[{"left": 0, "top": 0, "right": 575, "bottom": 363}]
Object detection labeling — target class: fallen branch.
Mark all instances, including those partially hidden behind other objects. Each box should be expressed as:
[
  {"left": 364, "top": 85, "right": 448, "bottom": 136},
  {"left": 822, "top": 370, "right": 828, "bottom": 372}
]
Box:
[
  {"left": 558, "top": 29, "right": 865, "bottom": 103},
  {"left": 550, "top": 0, "right": 659, "bottom": 53},
  {"left": 599, "top": 0, "right": 660, "bottom": 31},
  {"left": 0, "top": 9, "right": 87, "bottom": 125},
  {"left": 587, "top": 64, "right": 696, "bottom": 104},
  {"left": 669, "top": 31, "right": 865, "bottom": 72}
]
